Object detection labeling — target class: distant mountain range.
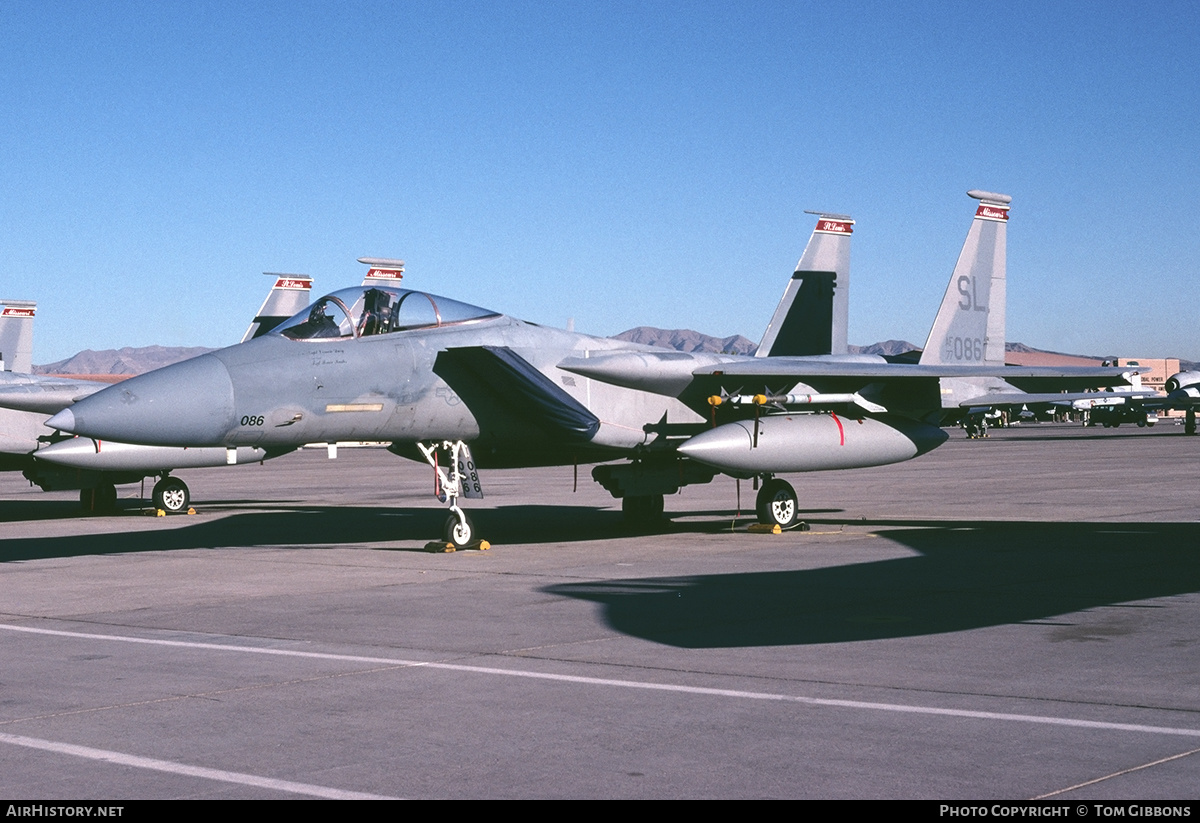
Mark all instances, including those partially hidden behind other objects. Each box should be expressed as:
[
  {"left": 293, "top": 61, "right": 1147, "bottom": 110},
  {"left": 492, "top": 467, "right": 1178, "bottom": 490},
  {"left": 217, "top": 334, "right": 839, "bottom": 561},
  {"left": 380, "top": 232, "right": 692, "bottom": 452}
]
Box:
[
  {"left": 34, "top": 346, "right": 218, "bottom": 376},
  {"left": 612, "top": 327, "right": 921, "bottom": 358},
  {"left": 32, "top": 334, "right": 1195, "bottom": 375},
  {"left": 611, "top": 327, "right": 760, "bottom": 355}
]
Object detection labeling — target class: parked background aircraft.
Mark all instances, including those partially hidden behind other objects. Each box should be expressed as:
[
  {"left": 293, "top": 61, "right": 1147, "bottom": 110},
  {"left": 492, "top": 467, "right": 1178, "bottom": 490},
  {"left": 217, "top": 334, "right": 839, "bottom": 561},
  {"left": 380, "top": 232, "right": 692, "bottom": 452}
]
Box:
[
  {"left": 49, "top": 192, "right": 1139, "bottom": 544},
  {"left": 0, "top": 274, "right": 312, "bottom": 512},
  {"left": 1165, "top": 371, "right": 1200, "bottom": 434}
]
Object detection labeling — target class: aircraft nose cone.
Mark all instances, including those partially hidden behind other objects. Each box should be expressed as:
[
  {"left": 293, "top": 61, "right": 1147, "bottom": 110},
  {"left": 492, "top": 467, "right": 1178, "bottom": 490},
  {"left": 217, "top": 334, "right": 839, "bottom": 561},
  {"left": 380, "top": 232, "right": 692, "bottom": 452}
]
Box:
[
  {"left": 45, "top": 407, "right": 76, "bottom": 433},
  {"left": 52, "top": 354, "right": 237, "bottom": 447}
]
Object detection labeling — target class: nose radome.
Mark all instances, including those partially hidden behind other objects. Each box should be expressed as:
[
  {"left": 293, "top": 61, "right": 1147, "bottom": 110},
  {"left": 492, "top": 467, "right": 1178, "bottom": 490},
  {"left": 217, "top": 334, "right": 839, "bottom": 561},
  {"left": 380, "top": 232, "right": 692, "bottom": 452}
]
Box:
[{"left": 48, "top": 354, "right": 236, "bottom": 447}]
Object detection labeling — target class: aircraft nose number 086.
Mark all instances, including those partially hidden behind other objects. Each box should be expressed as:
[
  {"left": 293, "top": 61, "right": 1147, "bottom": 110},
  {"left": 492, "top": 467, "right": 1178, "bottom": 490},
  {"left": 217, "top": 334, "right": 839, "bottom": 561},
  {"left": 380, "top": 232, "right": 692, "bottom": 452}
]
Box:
[{"left": 240, "top": 415, "right": 265, "bottom": 426}]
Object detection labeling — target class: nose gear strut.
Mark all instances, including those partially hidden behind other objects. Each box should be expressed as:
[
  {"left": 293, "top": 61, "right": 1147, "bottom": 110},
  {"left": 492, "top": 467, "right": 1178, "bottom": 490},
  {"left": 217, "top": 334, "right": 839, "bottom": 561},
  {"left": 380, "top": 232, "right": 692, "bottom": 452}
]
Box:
[{"left": 416, "top": 440, "right": 486, "bottom": 550}]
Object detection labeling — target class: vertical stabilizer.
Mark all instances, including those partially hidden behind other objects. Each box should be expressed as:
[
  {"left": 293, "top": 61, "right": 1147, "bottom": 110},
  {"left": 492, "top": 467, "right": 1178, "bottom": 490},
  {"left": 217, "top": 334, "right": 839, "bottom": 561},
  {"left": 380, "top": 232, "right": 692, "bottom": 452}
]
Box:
[
  {"left": 359, "top": 257, "right": 406, "bottom": 288},
  {"left": 756, "top": 212, "right": 853, "bottom": 357},
  {"left": 919, "top": 191, "right": 1010, "bottom": 366},
  {"left": 242, "top": 274, "right": 313, "bottom": 342},
  {"left": 0, "top": 300, "right": 36, "bottom": 373}
]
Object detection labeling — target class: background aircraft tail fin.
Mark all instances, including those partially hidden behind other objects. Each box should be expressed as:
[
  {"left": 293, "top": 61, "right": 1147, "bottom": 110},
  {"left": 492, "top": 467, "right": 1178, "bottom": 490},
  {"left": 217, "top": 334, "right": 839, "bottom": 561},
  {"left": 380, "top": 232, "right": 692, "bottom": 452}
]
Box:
[
  {"left": 918, "top": 191, "right": 1010, "bottom": 366},
  {"left": 0, "top": 299, "right": 36, "bottom": 373},
  {"left": 359, "top": 257, "right": 406, "bottom": 288},
  {"left": 756, "top": 212, "right": 853, "bottom": 358},
  {"left": 242, "top": 274, "right": 313, "bottom": 342}
]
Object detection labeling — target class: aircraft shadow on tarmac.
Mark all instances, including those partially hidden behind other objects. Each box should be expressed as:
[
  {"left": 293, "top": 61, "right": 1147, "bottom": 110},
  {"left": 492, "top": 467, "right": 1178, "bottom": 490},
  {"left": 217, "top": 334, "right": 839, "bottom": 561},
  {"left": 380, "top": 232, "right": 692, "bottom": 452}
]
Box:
[
  {"left": 0, "top": 502, "right": 648, "bottom": 561},
  {"left": 544, "top": 519, "right": 1200, "bottom": 648},
  {"left": 3, "top": 504, "right": 1199, "bottom": 650}
]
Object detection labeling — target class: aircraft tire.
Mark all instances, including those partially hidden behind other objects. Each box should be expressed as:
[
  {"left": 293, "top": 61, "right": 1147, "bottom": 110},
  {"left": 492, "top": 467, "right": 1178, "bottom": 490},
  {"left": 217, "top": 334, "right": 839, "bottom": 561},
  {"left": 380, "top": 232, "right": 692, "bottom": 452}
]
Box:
[
  {"left": 756, "top": 478, "right": 798, "bottom": 528},
  {"left": 444, "top": 511, "right": 475, "bottom": 548},
  {"left": 80, "top": 482, "right": 117, "bottom": 514},
  {"left": 152, "top": 477, "right": 190, "bottom": 514}
]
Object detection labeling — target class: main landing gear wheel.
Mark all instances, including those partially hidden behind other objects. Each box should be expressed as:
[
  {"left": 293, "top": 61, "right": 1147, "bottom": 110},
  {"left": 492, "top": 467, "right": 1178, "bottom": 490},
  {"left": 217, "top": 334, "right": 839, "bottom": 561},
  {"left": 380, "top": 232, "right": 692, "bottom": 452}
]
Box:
[
  {"left": 622, "top": 494, "right": 664, "bottom": 526},
  {"left": 756, "top": 478, "right": 798, "bottom": 528},
  {"left": 152, "top": 476, "right": 190, "bottom": 514},
  {"left": 79, "top": 482, "right": 117, "bottom": 514},
  {"left": 443, "top": 510, "right": 475, "bottom": 548}
]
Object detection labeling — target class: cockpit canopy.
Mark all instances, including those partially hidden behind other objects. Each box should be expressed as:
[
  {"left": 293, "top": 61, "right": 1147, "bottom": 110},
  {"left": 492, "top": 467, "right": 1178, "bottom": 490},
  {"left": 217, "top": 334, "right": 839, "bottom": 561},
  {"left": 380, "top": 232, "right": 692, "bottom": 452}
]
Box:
[{"left": 274, "top": 287, "right": 501, "bottom": 341}]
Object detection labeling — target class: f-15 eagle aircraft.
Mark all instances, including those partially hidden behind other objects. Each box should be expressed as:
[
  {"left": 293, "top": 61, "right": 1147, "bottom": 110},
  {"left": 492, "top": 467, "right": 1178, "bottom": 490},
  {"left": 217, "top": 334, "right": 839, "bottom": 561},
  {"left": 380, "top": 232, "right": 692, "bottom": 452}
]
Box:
[
  {"left": 49, "top": 193, "right": 1138, "bottom": 544},
  {"left": 0, "top": 274, "right": 313, "bottom": 512}
]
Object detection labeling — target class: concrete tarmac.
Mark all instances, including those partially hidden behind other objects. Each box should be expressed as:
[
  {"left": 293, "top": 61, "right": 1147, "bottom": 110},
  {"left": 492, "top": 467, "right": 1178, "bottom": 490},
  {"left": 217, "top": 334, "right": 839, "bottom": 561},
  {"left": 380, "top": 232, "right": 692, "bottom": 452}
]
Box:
[{"left": 1, "top": 423, "right": 1198, "bottom": 799}]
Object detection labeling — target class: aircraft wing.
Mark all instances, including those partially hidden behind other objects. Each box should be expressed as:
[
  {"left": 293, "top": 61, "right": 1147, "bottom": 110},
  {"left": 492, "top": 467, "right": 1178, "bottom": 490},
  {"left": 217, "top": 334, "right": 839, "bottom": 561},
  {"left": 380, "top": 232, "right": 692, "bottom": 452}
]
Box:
[
  {"left": 562, "top": 350, "right": 1140, "bottom": 419},
  {"left": 686, "top": 361, "right": 1141, "bottom": 414},
  {"left": 564, "top": 351, "right": 1138, "bottom": 397},
  {"left": 956, "top": 390, "right": 1165, "bottom": 410},
  {"left": 695, "top": 360, "right": 1140, "bottom": 384},
  {"left": 0, "top": 373, "right": 108, "bottom": 414}
]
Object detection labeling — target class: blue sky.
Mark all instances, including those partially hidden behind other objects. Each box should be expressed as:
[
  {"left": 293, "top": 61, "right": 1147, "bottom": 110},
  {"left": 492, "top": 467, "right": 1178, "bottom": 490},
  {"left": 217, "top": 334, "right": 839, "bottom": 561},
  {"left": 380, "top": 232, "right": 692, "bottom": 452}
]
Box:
[{"left": 2, "top": 1, "right": 1197, "bottom": 363}]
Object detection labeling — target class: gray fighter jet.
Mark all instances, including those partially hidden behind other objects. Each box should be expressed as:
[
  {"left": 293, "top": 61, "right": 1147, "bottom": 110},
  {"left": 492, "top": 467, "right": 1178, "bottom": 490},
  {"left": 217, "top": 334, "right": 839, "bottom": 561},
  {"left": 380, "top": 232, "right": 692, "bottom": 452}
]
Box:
[
  {"left": 49, "top": 192, "right": 1138, "bottom": 543},
  {"left": 0, "top": 300, "right": 60, "bottom": 472},
  {"left": 0, "top": 274, "right": 313, "bottom": 512},
  {"left": 0, "top": 299, "right": 104, "bottom": 466}
]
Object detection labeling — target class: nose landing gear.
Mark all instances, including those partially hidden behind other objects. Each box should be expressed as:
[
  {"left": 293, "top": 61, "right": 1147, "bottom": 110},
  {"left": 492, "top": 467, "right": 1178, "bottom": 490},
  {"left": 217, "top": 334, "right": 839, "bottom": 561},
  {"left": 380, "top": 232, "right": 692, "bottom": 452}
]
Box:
[
  {"left": 152, "top": 475, "right": 192, "bottom": 514},
  {"left": 417, "top": 440, "right": 488, "bottom": 551}
]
